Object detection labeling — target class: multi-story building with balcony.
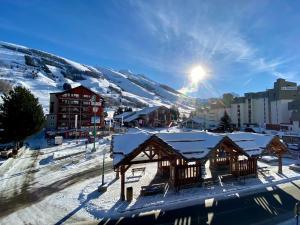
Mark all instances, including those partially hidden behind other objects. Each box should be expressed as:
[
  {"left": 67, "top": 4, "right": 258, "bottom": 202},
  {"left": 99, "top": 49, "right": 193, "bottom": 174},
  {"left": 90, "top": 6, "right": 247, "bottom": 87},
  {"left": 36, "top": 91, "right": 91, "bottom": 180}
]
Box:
[
  {"left": 46, "top": 85, "right": 105, "bottom": 132},
  {"left": 231, "top": 78, "right": 300, "bottom": 129}
]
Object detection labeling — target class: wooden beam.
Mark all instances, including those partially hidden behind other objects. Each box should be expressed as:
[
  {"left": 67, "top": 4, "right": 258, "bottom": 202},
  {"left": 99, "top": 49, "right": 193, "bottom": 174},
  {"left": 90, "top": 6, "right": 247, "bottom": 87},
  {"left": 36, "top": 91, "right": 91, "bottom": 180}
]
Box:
[
  {"left": 120, "top": 165, "right": 125, "bottom": 201},
  {"left": 129, "top": 157, "right": 170, "bottom": 165},
  {"left": 278, "top": 154, "right": 283, "bottom": 174}
]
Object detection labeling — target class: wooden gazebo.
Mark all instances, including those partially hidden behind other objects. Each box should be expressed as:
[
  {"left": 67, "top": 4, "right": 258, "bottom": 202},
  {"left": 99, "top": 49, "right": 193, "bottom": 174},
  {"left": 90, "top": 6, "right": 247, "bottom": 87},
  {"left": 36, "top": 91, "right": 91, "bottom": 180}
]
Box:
[{"left": 112, "top": 132, "right": 288, "bottom": 201}]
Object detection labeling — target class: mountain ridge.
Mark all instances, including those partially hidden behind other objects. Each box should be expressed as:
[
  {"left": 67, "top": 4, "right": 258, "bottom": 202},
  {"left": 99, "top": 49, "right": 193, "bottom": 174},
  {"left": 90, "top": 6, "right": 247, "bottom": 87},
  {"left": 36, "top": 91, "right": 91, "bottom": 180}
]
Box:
[{"left": 0, "top": 41, "right": 195, "bottom": 114}]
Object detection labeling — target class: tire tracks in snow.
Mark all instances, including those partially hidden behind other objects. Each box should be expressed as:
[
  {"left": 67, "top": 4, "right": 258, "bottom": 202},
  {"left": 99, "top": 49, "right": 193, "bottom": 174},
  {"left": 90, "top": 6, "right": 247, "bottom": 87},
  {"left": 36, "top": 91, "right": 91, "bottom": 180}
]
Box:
[{"left": 0, "top": 158, "right": 113, "bottom": 219}]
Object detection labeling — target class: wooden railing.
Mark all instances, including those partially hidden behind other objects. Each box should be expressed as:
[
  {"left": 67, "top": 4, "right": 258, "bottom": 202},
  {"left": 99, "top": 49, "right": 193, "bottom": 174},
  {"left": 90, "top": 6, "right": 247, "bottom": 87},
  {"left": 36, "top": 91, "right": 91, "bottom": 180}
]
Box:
[
  {"left": 174, "top": 164, "right": 201, "bottom": 187},
  {"left": 231, "top": 158, "right": 257, "bottom": 177}
]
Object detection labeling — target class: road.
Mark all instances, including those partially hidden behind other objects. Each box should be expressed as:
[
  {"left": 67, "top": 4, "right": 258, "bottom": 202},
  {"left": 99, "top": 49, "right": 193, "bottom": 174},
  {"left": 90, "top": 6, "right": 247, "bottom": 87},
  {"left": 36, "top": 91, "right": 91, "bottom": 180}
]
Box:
[
  {"left": 101, "top": 180, "right": 300, "bottom": 225},
  {"left": 0, "top": 145, "right": 113, "bottom": 219}
]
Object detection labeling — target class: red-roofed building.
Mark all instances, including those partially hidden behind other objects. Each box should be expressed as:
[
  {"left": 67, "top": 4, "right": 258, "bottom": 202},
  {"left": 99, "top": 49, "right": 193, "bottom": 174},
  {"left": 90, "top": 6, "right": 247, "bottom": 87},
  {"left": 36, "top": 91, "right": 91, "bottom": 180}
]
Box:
[{"left": 46, "top": 85, "right": 105, "bottom": 132}]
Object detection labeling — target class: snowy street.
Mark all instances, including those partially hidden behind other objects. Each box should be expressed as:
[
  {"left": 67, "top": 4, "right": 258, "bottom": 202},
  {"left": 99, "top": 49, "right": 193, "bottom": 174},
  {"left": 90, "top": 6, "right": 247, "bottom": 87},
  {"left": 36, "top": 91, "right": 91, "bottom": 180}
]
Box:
[{"left": 0, "top": 139, "right": 112, "bottom": 224}]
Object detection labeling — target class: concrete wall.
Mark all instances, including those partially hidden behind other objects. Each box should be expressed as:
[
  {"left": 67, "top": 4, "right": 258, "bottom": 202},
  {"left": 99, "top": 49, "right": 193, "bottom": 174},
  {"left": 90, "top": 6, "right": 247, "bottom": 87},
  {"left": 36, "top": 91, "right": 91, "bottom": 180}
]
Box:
[{"left": 270, "top": 99, "right": 293, "bottom": 124}]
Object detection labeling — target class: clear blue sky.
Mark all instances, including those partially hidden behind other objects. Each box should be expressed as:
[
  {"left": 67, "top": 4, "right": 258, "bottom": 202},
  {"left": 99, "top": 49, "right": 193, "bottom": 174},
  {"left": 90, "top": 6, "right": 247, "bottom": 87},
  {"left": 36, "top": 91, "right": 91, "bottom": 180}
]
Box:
[{"left": 1, "top": 0, "right": 300, "bottom": 98}]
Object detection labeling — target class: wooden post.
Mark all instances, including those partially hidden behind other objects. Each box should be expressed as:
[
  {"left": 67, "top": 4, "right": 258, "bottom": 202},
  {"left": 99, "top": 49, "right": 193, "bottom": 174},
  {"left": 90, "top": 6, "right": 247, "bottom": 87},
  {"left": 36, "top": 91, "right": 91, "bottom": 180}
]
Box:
[
  {"left": 116, "top": 169, "right": 120, "bottom": 179},
  {"left": 196, "top": 160, "right": 202, "bottom": 181},
  {"left": 120, "top": 165, "right": 125, "bottom": 201},
  {"left": 278, "top": 154, "right": 283, "bottom": 174}
]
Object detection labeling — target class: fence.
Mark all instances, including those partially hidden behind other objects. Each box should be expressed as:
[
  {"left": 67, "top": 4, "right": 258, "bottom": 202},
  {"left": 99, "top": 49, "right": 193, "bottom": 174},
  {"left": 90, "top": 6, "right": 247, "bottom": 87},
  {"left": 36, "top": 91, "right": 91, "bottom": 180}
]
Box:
[{"left": 174, "top": 164, "right": 201, "bottom": 187}]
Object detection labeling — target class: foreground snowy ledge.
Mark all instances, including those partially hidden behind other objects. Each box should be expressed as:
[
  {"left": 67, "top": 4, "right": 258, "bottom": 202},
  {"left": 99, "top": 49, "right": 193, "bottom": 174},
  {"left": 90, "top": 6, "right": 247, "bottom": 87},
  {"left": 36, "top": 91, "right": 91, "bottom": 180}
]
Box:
[{"left": 79, "top": 159, "right": 300, "bottom": 220}]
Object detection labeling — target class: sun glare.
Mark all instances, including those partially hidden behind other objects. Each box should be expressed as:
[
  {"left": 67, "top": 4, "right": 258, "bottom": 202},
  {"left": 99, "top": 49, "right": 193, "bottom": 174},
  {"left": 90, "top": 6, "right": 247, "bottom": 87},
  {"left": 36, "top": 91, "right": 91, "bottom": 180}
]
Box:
[{"left": 189, "top": 65, "right": 206, "bottom": 83}]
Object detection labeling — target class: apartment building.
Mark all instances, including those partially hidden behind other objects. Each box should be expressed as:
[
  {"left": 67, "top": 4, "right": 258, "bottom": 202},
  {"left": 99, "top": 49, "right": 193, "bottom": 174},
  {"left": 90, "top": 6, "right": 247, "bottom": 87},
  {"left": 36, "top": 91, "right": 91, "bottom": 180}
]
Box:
[
  {"left": 46, "top": 85, "right": 105, "bottom": 131},
  {"left": 231, "top": 78, "right": 299, "bottom": 129},
  {"left": 288, "top": 99, "right": 300, "bottom": 132},
  {"left": 192, "top": 94, "right": 233, "bottom": 129}
]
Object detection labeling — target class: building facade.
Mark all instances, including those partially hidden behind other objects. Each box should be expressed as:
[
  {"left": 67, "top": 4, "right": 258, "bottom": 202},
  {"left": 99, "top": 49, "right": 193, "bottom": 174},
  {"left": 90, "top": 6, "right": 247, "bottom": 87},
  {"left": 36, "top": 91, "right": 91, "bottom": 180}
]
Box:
[
  {"left": 47, "top": 85, "right": 105, "bottom": 131},
  {"left": 231, "top": 79, "right": 300, "bottom": 129},
  {"left": 288, "top": 99, "right": 300, "bottom": 132},
  {"left": 193, "top": 94, "right": 233, "bottom": 129}
]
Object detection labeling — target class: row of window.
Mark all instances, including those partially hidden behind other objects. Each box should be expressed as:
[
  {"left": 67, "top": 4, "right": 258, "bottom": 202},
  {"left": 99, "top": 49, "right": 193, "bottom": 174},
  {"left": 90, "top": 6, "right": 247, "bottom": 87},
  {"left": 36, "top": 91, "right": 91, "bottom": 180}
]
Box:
[
  {"left": 59, "top": 107, "right": 91, "bottom": 113},
  {"left": 60, "top": 100, "right": 91, "bottom": 105},
  {"left": 61, "top": 93, "right": 91, "bottom": 98}
]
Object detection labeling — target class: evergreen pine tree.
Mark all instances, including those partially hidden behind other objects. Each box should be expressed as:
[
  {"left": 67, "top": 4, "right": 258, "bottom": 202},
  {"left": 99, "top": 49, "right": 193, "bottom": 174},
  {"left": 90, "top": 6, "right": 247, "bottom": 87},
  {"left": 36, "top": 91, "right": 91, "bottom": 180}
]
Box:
[
  {"left": 0, "top": 86, "right": 45, "bottom": 144},
  {"left": 219, "top": 110, "right": 232, "bottom": 132}
]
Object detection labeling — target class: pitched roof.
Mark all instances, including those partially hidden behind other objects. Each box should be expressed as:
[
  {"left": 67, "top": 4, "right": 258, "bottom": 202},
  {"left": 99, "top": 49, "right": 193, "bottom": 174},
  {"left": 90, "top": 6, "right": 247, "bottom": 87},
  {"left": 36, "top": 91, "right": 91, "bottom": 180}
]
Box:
[
  {"left": 111, "top": 131, "right": 284, "bottom": 167},
  {"left": 114, "top": 111, "right": 135, "bottom": 120},
  {"left": 123, "top": 106, "right": 163, "bottom": 122},
  {"left": 226, "top": 132, "right": 275, "bottom": 156},
  {"left": 156, "top": 132, "right": 224, "bottom": 160},
  {"left": 50, "top": 85, "right": 103, "bottom": 99},
  {"left": 183, "top": 117, "right": 204, "bottom": 124}
]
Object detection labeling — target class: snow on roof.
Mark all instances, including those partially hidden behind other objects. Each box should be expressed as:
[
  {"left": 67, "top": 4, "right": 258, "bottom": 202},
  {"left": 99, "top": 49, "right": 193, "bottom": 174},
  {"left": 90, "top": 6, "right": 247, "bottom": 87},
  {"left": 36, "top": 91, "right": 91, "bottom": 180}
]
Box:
[
  {"left": 112, "top": 131, "right": 278, "bottom": 166},
  {"left": 226, "top": 132, "right": 274, "bottom": 156},
  {"left": 114, "top": 111, "right": 135, "bottom": 120},
  {"left": 183, "top": 117, "right": 204, "bottom": 124},
  {"left": 112, "top": 132, "right": 151, "bottom": 165},
  {"left": 157, "top": 132, "right": 223, "bottom": 160},
  {"left": 124, "top": 106, "right": 162, "bottom": 122}
]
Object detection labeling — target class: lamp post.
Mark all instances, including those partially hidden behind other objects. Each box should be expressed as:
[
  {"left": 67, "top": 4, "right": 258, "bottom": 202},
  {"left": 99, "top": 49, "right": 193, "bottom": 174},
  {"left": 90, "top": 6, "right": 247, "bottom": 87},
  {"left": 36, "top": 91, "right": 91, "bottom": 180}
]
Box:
[
  {"left": 92, "top": 106, "right": 98, "bottom": 152},
  {"left": 91, "top": 95, "right": 98, "bottom": 152}
]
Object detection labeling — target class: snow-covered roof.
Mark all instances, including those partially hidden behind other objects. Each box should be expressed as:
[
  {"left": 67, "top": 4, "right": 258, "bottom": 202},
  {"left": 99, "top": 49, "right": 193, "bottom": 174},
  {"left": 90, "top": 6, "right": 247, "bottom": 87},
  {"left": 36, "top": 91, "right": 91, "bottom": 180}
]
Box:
[
  {"left": 112, "top": 131, "right": 280, "bottom": 166},
  {"left": 226, "top": 132, "right": 274, "bottom": 156},
  {"left": 182, "top": 117, "right": 204, "bottom": 124},
  {"left": 112, "top": 132, "right": 151, "bottom": 165},
  {"left": 114, "top": 111, "right": 135, "bottom": 120},
  {"left": 123, "top": 106, "right": 162, "bottom": 122},
  {"left": 156, "top": 132, "right": 223, "bottom": 160}
]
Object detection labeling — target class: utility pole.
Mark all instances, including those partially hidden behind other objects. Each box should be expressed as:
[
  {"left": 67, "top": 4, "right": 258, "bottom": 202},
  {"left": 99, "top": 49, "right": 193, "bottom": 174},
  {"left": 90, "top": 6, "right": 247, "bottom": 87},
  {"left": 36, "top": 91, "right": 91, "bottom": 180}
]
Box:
[{"left": 101, "top": 148, "right": 105, "bottom": 185}]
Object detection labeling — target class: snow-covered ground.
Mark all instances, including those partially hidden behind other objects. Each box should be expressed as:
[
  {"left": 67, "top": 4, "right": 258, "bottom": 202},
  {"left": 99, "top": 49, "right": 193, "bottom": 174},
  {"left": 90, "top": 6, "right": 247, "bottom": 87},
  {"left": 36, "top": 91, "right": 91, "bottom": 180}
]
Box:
[
  {"left": 0, "top": 137, "right": 112, "bottom": 225},
  {"left": 74, "top": 158, "right": 300, "bottom": 221},
  {"left": 1, "top": 131, "right": 300, "bottom": 225}
]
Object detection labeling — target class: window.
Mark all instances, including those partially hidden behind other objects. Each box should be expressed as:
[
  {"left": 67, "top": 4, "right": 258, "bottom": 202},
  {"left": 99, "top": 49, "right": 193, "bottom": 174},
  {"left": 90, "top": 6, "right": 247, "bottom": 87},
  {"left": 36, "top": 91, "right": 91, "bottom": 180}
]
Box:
[
  {"left": 60, "top": 107, "right": 67, "bottom": 112},
  {"left": 71, "top": 93, "right": 79, "bottom": 98},
  {"left": 70, "top": 100, "right": 79, "bottom": 105},
  {"left": 50, "top": 102, "right": 54, "bottom": 113}
]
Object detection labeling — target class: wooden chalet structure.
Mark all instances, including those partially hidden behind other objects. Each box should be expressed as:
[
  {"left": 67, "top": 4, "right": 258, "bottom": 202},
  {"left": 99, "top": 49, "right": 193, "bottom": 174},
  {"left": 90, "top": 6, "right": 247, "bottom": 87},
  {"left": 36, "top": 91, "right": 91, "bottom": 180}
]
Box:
[{"left": 112, "top": 132, "right": 288, "bottom": 201}]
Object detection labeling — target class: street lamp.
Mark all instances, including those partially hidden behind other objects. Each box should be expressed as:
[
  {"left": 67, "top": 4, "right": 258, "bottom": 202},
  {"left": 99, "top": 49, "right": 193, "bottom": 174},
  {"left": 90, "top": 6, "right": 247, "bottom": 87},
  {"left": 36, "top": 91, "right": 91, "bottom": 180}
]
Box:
[
  {"left": 91, "top": 94, "right": 98, "bottom": 152},
  {"left": 92, "top": 106, "right": 98, "bottom": 152}
]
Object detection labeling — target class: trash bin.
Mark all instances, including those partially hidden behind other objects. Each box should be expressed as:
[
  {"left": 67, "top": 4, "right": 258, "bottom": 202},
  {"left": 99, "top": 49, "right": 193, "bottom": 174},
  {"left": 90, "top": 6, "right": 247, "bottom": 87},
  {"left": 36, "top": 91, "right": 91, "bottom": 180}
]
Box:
[{"left": 126, "top": 187, "right": 133, "bottom": 202}]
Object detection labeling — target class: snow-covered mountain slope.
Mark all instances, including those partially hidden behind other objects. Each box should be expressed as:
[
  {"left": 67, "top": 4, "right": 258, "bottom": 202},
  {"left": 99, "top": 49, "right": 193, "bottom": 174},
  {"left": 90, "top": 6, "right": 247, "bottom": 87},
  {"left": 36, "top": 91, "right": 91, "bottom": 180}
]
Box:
[{"left": 0, "top": 41, "right": 195, "bottom": 114}]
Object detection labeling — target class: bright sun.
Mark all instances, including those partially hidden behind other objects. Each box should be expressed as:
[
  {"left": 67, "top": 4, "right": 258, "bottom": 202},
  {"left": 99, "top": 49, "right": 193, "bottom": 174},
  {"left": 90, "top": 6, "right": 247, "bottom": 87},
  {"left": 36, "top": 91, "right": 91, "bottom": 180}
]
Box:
[{"left": 189, "top": 65, "right": 206, "bottom": 83}]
